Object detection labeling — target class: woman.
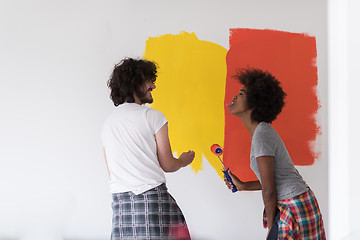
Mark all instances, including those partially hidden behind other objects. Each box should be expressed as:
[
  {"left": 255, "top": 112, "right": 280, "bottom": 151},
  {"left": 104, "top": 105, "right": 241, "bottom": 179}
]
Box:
[{"left": 225, "top": 68, "right": 325, "bottom": 239}]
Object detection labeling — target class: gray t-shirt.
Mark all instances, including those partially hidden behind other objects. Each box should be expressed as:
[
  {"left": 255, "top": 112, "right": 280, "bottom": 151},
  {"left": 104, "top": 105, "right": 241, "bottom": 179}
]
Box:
[{"left": 250, "top": 122, "right": 308, "bottom": 200}]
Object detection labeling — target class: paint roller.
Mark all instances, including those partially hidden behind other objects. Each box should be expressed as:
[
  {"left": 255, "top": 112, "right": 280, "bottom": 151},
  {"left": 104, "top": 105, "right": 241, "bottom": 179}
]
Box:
[{"left": 210, "top": 144, "right": 237, "bottom": 193}]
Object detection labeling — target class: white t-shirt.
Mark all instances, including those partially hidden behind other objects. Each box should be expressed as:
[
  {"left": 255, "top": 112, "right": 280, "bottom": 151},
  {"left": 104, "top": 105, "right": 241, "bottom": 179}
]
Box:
[{"left": 101, "top": 103, "right": 168, "bottom": 194}]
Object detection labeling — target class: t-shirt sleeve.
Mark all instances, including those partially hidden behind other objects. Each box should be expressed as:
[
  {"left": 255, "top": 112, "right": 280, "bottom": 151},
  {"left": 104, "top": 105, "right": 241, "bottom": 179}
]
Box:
[
  {"left": 252, "top": 128, "right": 277, "bottom": 158},
  {"left": 145, "top": 108, "right": 168, "bottom": 134}
]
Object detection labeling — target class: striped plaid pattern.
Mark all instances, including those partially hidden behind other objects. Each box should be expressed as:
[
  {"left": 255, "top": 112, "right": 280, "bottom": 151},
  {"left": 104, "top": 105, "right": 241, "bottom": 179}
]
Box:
[
  {"left": 111, "top": 183, "right": 190, "bottom": 240},
  {"left": 264, "top": 188, "right": 326, "bottom": 240}
]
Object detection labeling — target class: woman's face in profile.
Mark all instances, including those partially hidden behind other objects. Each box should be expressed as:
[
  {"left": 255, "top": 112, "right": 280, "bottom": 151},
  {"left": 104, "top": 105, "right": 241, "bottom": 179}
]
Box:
[{"left": 228, "top": 87, "right": 249, "bottom": 116}]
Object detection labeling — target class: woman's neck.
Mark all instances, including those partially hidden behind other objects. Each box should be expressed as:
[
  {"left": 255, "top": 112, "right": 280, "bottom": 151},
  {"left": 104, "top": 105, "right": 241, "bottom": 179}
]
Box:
[
  {"left": 247, "top": 120, "right": 260, "bottom": 137},
  {"left": 238, "top": 113, "right": 260, "bottom": 137}
]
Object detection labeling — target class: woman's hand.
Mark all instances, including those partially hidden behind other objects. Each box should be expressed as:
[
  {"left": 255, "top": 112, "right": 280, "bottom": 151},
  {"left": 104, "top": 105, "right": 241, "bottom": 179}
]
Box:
[{"left": 224, "top": 171, "right": 244, "bottom": 191}]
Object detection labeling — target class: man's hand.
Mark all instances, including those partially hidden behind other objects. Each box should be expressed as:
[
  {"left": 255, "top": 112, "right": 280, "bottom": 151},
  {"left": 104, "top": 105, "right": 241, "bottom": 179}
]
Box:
[{"left": 178, "top": 150, "right": 195, "bottom": 167}]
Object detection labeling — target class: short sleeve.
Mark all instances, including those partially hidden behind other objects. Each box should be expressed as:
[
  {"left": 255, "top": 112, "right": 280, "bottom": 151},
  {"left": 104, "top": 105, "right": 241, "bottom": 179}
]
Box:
[
  {"left": 252, "top": 126, "right": 277, "bottom": 158},
  {"left": 145, "top": 108, "right": 168, "bottom": 134}
]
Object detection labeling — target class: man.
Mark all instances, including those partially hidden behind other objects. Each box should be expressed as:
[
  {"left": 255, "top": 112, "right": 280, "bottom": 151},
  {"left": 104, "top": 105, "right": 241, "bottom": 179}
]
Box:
[{"left": 102, "top": 58, "right": 195, "bottom": 240}]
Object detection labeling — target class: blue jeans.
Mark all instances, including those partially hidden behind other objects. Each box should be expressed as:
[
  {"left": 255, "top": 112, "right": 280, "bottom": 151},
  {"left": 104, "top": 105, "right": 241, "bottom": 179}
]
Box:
[{"left": 267, "top": 209, "right": 280, "bottom": 240}]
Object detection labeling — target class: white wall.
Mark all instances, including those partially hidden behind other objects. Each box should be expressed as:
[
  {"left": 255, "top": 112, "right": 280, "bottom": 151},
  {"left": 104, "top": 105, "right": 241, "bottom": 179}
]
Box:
[
  {"left": 328, "top": 0, "right": 360, "bottom": 239},
  {"left": 0, "top": 1, "right": 328, "bottom": 239}
]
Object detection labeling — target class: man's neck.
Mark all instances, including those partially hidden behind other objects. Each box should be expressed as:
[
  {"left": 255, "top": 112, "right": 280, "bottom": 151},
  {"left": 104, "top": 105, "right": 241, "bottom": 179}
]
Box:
[{"left": 133, "top": 95, "right": 142, "bottom": 105}]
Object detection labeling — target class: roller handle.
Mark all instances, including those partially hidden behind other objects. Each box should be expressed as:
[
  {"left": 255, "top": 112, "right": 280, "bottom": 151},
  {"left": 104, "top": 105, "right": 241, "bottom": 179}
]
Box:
[{"left": 223, "top": 168, "right": 238, "bottom": 193}]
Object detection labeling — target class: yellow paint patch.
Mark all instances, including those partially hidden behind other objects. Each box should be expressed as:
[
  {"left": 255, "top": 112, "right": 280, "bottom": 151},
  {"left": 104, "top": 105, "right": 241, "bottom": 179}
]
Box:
[{"left": 144, "top": 31, "right": 227, "bottom": 178}]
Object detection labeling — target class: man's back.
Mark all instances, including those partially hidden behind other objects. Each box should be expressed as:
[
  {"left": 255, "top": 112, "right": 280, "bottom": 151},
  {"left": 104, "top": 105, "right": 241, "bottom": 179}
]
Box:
[{"left": 102, "top": 103, "right": 168, "bottom": 194}]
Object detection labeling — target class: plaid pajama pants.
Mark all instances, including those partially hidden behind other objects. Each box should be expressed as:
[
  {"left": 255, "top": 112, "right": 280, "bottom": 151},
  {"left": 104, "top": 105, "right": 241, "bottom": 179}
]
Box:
[
  {"left": 264, "top": 188, "right": 326, "bottom": 239},
  {"left": 111, "top": 183, "right": 190, "bottom": 240}
]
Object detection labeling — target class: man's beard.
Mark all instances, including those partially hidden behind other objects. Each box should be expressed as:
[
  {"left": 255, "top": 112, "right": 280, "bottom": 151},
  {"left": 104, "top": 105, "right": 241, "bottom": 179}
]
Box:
[
  {"left": 141, "top": 97, "right": 153, "bottom": 104},
  {"left": 139, "top": 93, "right": 153, "bottom": 104}
]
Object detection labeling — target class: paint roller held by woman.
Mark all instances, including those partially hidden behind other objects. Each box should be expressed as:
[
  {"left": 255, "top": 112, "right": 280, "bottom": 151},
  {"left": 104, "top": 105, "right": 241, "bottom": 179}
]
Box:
[{"left": 224, "top": 68, "right": 326, "bottom": 239}]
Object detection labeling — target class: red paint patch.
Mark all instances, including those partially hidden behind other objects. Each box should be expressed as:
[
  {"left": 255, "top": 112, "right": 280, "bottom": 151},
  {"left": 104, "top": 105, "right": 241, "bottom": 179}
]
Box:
[{"left": 224, "top": 29, "right": 320, "bottom": 181}]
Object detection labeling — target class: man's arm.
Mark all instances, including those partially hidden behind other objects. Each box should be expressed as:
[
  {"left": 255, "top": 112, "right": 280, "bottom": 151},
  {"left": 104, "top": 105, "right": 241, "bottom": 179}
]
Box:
[
  {"left": 155, "top": 123, "right": 195, "bottom": 172},
  {"left": 103, "top": 146, "right": 111, "bottom": 179}
]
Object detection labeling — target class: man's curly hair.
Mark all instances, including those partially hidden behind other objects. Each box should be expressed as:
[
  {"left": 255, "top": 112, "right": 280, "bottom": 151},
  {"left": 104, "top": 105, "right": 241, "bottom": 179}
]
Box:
[
  {"left": 234, "top": 68, "right": 286, "bottom": 123},
  {"left": 107, "top": 58, "right": 157, "bottom": 106}
]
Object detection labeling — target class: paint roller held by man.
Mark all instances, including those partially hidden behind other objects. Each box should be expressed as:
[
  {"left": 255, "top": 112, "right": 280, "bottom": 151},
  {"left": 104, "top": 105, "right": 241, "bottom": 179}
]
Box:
[
  {"left": 102, "top": 58, "right": 194, "bottom": 240},
  {"left": 223, "top": 68, "right": 326, "bottom": 239}
]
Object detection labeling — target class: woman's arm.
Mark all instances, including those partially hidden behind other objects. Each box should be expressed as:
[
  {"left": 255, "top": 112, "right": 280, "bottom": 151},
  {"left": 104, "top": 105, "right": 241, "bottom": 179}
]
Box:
[
  {"left": 227, "top": 171, "right": 262, "bottom": 191},
  {"left": 256, "top": 156, "right": 277, "bottom": 231},
  {"left": 155, "top": 123, "right": 195, "bottom": 172}
]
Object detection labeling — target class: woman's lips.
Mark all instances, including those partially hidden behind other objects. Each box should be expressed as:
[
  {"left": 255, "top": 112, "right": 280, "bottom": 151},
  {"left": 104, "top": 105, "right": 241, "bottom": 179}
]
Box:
[{"left": 226, "top": 102, "right": 234, "bottom": 107}]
